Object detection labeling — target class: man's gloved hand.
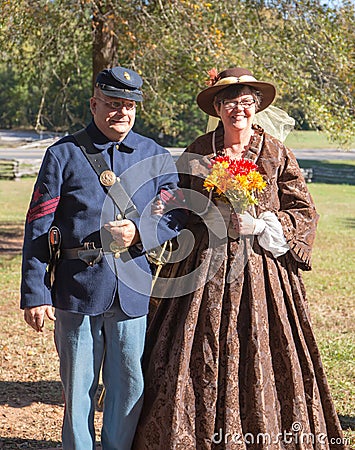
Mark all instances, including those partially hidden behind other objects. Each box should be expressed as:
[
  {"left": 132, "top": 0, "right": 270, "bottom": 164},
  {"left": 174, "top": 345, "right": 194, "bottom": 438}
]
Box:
[{"left": 231, "top": 211, "right": 266, "bottom": 236}]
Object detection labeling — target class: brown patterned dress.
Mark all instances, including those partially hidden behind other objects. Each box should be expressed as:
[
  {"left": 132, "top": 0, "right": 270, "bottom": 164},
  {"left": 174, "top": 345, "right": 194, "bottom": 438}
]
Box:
[{"left": 133, "top": 125, "right": 346, "bottom": 449}]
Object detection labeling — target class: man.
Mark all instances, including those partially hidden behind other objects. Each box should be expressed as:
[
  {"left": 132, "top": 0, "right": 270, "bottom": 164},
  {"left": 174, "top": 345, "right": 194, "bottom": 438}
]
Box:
[{"left": 21, "top": 66, "right": 183, "bottom": 450}]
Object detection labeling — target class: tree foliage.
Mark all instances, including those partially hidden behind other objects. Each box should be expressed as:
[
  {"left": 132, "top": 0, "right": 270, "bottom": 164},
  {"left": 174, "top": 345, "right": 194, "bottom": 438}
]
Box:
[
  {"left": 0, "top": 0, "right": 92, "bottom": 131},
  {"left": 0, "top": 0, "right": 354, "bottom": 147}
]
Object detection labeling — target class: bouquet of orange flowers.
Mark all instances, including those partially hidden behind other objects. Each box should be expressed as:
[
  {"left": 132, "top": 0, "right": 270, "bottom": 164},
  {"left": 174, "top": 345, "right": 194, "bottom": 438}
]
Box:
[{"left": 203, "top": 156, "right": 266, "bottom": 213}]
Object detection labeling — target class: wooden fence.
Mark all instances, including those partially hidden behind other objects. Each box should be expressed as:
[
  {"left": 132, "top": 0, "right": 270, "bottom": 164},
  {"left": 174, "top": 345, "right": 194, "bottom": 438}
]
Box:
[
  {"left": 311, "top": 166, "right": 355, "bottom": 184},
  {"left": 0, "top": 157, "right": 354, "bottom": 185},
  {"left": 0, "top": 159, "right": 42, "bottom": 180}
]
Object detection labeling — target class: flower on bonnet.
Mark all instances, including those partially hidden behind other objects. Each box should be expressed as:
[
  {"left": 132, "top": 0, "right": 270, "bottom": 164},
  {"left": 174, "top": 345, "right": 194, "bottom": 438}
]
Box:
[{"left": 206, "top": 68, "right": 219, "bottom": 86}]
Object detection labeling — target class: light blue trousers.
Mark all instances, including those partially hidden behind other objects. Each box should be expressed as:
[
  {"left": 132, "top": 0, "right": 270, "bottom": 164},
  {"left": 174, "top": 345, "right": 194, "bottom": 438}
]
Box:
[{"left": 54, "top": 301, "right": 146, "bottom": 450}]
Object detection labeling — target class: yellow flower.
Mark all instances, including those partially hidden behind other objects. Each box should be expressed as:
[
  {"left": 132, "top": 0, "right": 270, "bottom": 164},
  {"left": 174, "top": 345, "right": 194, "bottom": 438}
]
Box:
[{"left": 247, "top": 171, "right": 267, "bottom": 191}]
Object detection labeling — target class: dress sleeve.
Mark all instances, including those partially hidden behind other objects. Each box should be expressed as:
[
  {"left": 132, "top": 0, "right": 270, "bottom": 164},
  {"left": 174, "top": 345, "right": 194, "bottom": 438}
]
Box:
[{"left": 275, "top": 146, "right": 319, "bottom": 270}]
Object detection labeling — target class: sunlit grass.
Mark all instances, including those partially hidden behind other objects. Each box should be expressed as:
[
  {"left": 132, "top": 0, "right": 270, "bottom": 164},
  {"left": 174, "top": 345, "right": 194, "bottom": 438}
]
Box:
[
  {"left": 285, "top": 130, "right": 355, "bottom": 150},
  {"left": 0, "top": 178, "right": 34, "bottom": 224}
]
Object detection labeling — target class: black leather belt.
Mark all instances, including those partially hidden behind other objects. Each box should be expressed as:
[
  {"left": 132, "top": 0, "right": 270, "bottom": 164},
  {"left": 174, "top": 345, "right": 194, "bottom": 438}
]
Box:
[
  {"left": 61, "top": 246, "right": 93, "bottom": 259},
  {"left": 61, "top": 243, "right": 103, "bottom": 266},
  {"left": 61, "top": 242, "right": 129, "bottom": 265}
]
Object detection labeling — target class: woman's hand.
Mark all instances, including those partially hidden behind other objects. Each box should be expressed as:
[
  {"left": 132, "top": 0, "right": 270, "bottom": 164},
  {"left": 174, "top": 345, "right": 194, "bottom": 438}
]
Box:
[{"left": 231, "top": 211, "right": 266, "bottom": 235}]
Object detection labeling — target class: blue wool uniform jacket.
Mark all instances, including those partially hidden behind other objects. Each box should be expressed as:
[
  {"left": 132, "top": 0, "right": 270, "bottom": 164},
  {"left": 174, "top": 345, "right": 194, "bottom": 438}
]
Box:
[{"left": 20, "top": 121, "right": 183, "bottom": 317}]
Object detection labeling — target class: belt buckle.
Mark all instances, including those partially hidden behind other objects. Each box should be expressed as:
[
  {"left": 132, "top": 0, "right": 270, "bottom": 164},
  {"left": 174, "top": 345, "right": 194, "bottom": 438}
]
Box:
[{"left": 109, "top": 241, "right": 128, "bottom": 259}]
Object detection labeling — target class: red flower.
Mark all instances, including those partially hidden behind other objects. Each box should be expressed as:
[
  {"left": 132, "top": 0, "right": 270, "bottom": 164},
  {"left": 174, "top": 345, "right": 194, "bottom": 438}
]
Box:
[
  {"left": 210, "top": 156, "right": 258, "bottom": 176},
  {"left": 228, "top": 159, "right": 258, "bottom": 176},
  {"left": 204, "top": 156, "right": 266, "bottom": 213}
]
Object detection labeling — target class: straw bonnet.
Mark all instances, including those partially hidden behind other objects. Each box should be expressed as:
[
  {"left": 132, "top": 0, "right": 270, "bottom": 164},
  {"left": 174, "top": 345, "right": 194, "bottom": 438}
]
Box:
[{"left": 197, "top": 67, "right": 276, "bottom": 117}]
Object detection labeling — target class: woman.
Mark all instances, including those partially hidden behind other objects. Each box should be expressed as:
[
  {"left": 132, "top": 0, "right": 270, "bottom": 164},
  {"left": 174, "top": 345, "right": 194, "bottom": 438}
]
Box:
[{"left": 133, "top": 68, "right": 345, "bottom": 449}]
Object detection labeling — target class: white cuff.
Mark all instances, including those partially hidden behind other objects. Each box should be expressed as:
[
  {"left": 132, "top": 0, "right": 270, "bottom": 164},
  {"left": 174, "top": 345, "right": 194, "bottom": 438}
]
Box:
[
  {"left": 257, "top": 211, "right": 290, "bottom": 258},
  {"left": 253, "top": 218, "right": 266, "bottom": 235}
]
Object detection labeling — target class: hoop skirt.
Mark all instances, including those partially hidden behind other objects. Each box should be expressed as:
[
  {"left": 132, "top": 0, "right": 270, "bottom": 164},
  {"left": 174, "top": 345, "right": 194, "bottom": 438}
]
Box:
[{"left": 133, "top": 126, "right": 346, "bottom": 449}]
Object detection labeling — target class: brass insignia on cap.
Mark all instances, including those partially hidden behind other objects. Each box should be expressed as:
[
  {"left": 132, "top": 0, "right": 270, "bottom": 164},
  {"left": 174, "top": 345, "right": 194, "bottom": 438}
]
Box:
[
  {"left": 100, "top": 170, "right": 116, "bottom": 187},
  {"left": 123, "top": 71, "right": 131, "bottom": 80}
]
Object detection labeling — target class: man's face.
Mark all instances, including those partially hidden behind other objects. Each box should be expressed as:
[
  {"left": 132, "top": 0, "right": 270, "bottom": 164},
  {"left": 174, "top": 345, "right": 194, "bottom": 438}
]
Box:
[{"left": 90, "top": 90, "right": 136, "bottom": 141}]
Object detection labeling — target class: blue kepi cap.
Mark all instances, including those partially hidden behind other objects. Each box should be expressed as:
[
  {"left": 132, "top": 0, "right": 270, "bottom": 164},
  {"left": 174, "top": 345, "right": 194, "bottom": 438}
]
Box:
[{"left": 95, "top": 66, "right": 143, "bottom": 102}]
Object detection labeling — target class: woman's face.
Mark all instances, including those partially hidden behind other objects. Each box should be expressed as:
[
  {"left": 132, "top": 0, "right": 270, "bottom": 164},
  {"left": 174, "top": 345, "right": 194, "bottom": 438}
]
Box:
[{"left": 214, "top": 87, "right": 256, "bottom": 133}]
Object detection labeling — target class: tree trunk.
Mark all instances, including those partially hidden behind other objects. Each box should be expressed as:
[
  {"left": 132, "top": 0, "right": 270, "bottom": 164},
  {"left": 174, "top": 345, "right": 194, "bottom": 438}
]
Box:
[{"left": 91, "top": 1, "right": 119, "bottom": 93}]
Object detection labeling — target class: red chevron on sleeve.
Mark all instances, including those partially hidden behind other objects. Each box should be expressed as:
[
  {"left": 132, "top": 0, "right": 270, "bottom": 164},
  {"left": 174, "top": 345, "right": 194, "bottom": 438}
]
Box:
[{"left": 26, "top": 196, "right": 60, "bottom": 223}]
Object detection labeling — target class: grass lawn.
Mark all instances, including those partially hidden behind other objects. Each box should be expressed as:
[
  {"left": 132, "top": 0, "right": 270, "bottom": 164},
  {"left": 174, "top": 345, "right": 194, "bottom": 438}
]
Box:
[
  {"left": 304, "top": 183, "right": 354, "bottom": 441},
  {"left": 285, "top": 130, "right": 355, "bottom": 150},
  {"left": 0, "top": 177, "right": 354, "bottom": 448}
]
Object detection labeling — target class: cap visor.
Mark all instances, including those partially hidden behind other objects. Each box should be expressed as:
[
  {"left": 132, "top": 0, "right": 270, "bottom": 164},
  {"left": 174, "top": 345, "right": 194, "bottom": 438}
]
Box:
[{"left": 100, "top": 88, "right": 143, "bottom": 102}]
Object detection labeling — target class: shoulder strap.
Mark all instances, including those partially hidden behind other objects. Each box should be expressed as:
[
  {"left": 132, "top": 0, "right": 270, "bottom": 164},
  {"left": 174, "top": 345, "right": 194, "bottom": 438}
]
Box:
[{"left": 73, "top": 129, "right": 139, "bottom": 219}]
